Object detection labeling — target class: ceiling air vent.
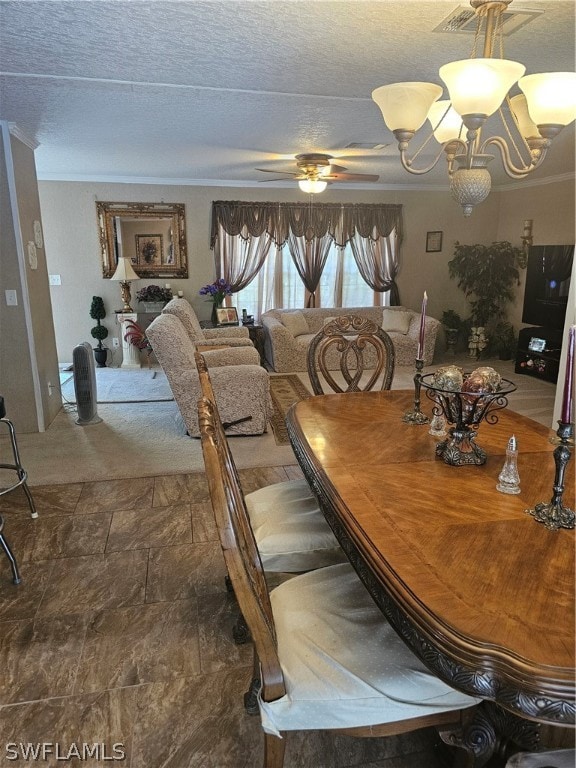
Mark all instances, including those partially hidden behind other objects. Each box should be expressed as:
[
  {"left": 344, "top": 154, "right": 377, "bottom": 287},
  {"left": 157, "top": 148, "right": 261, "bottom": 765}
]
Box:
[{"left": 434, "top": 4, "right": 543, "bottom": 36}]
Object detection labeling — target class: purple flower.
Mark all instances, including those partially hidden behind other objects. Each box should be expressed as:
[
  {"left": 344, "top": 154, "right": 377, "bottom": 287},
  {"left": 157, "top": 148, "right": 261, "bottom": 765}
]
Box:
[{"left": 199, "top": 279, "right": 232, "bottom": 304}]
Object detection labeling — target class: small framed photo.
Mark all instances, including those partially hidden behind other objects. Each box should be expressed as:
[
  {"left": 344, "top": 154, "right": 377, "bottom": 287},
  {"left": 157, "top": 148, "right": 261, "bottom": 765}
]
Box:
[
  {"left": 426, "top": 231, "right": 443, "bottom": 253},
  {"left": 215, "top": 307, "right": 239, "bottom": 326}
]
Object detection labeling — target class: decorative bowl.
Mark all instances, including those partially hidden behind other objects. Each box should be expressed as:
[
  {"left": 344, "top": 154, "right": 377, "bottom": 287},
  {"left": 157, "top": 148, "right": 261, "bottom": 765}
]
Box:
[{"left": 420, "top": 373, "right": 517, "bottom": 466}]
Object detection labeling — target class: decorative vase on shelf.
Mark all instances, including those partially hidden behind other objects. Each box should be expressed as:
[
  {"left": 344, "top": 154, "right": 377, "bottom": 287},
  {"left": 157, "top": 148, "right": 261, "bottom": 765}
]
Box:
[
  {"left": 142, "top": 301, "right": 166, "bottom": 313},
  {"left": 211, "top": 301, "right": 223, "bottom": 325}
]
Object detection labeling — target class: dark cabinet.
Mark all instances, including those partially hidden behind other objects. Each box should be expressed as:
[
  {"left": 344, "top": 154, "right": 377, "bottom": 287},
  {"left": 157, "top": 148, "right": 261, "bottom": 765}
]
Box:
[{"left": 515, "top": 326, "right": 563, "bottom": 383}]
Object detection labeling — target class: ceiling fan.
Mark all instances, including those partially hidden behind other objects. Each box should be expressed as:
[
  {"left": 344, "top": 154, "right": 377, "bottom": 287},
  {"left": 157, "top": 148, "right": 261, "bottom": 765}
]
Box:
[{"left": 256, "top": 153, "right": 379, "bottom": 193}]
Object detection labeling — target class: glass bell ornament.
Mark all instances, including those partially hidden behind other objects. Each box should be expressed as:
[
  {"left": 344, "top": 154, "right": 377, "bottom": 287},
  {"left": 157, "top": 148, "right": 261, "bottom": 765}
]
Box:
[{"left": 496, "top": 435, "right": 521, "bottom": 494}]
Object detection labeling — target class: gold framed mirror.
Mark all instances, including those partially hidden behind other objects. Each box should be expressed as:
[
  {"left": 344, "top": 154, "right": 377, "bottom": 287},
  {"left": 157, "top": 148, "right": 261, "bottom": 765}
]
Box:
[{"left": 96, "top": 201, "right": 188, "bottom": 279}]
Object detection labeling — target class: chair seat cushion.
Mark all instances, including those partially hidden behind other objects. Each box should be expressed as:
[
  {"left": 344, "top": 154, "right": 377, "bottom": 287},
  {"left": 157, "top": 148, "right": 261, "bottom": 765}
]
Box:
[
  {"left": 245, "top": 480, "right": 345, "bottom": 572},
  {"left": 259, "top": 562, "right": 479, "bottom": 736}
]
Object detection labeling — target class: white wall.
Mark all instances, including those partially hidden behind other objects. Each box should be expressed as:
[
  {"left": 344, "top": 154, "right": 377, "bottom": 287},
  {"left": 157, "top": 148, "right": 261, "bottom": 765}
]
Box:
[{"left": 37, "top": 179, "right": 575, "bottom": 364}]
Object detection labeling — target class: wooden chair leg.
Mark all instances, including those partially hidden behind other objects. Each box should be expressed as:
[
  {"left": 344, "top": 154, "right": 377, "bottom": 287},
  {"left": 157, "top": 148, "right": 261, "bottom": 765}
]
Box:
[
  {"left": 244, "top": 650, "right": 261, "bottom": 716},
  {"left": 264, "top": 733, "right": 286, "bottom": 768}
]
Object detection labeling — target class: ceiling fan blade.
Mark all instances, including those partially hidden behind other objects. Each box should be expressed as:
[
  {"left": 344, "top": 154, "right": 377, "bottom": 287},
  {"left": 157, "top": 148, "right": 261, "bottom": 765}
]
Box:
[
  {"left": 325, "top": 172, "right": 380, "bottom": 182},
  {"left": 256, "top": 167, "right": 300, "bottom": 177},
  {"left": 326, "top": 163, "right": 348, "bottom": 173},
  {"left": 258, "top": 176, "right": 300, "bottom": 182}
]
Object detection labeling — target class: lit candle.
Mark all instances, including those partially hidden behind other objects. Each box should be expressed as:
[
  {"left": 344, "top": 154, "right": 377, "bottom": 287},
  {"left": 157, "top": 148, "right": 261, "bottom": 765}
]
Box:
[
  {"left": 417, "top": 291, "right": 428, "bottom": 360},
  {"left": 560, "top": 325, "right": 575, "bottom": 424}
]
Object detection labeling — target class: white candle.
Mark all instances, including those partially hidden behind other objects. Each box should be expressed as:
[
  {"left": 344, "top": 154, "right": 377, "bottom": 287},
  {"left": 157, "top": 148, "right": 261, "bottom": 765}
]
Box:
[{"left": 417, "top": 291, "right": 428, "bottom": 360}]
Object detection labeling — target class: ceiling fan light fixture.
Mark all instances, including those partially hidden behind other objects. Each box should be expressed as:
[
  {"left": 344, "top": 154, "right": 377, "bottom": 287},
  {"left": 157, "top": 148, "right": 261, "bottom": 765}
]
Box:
[{"left": 298, "top": 179, "right": 327, "bottom": 194}]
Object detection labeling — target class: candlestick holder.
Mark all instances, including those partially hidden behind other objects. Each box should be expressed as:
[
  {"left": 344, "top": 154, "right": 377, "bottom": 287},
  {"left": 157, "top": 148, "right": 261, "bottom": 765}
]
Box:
[
  {"left": 403, "top": 359, "right": 430, "bottom": 425},
  {"left": 526, "top": 421, "right": 575, "bottom": 531}
]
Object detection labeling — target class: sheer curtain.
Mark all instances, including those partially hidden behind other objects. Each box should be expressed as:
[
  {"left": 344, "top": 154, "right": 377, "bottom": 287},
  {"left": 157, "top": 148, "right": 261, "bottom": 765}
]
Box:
[
  {"left": 349, "top": 228, "right": 401, "bottom": 305},
  {"left": 286, "top": 232, "right": 332, "bottom": 307},
  {"left": 213, "top": 223, "right": 273, "bottom": 300}
]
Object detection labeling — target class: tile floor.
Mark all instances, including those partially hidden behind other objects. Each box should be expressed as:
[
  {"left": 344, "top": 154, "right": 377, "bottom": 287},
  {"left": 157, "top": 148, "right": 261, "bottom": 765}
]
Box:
[{"left": 0, "top": 468, "right": 452, "bottom": 767}]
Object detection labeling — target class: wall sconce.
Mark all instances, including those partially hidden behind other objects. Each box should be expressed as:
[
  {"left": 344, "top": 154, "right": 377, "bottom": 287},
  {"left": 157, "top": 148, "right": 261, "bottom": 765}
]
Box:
[{"left": 521, "top": 219, "right": 533, "bottom": 254}]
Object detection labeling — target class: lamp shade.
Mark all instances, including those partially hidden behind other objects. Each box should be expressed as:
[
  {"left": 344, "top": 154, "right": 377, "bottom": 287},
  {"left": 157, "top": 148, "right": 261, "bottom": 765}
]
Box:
[
  {"left": 510, "top": 94, "right": 540, "bottom": 139},
  {"left": 427, "top": 100, "right": 464, "bottom": 144},
  {"left": 111, "top": 257, "right": 139, "bottom": 281},
  {"left": 440, "top": 59, "right": 525, "bottom": 118},
  {"left": 298, "top": 179, "right": 327, "bottom": 194},
  {"left": 519, "top": 72, "right": 576, "bottom": 127},
  {"left": 372, "top": 82, "right": 443, "bottom": 132}
]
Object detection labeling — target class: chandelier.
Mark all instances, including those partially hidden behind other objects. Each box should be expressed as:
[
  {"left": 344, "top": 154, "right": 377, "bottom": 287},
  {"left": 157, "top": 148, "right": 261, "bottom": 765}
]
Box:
[{"left": 371, "top": 0, "right": 576, "bottom": 216}]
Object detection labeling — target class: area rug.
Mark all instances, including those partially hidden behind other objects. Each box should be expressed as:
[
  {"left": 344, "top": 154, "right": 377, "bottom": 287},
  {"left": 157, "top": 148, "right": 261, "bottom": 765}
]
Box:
[
  {"left": 60, "top": 367, "right": 173, "bottom": 404},
  {"left": 269, "top": 374, "right": 312, "bottom": 445}
]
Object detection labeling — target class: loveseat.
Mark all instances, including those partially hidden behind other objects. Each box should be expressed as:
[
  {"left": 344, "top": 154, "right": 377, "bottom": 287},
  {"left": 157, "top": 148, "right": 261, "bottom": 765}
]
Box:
[{"left": 261, "top": 306, "right": 440, "bottom": 372}]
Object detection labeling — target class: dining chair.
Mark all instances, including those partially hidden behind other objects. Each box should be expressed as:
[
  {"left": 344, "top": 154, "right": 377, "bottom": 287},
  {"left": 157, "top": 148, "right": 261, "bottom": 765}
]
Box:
[
  {"left": 198, "top": 396, "right": 479, "bottom": 768},
  {"left": 306, "top": 314, "right": 395, "bottom": 395},
  {"left": 194, "top": 351, "right": 345, "bottom": 576}
]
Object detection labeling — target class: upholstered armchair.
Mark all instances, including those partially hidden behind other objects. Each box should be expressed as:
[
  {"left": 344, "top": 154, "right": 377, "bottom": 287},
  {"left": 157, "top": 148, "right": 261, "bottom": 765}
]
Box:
[
  {"left": 147, "top": 313, "right": 271, "bottom": 437},
  {"left": 162, "top": 298, "right": 253, "bottom": 348}
]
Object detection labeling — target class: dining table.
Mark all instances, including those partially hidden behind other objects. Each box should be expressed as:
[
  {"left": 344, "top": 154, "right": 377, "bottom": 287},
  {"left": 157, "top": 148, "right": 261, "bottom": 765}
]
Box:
[{"left": 286, "top": 389, "right": 575, "bottom": 754}]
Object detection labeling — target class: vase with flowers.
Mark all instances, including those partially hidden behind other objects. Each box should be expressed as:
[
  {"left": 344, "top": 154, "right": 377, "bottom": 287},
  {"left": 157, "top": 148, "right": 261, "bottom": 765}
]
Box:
[{"left": 199, "top": 278, "right": 233, "bottom": 324}]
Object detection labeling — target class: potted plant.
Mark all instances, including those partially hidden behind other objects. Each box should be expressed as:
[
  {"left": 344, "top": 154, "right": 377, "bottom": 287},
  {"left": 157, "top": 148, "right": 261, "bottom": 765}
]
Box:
[
  {"left": 448, "top": 240, "right": 526, "bottom": 357},
  {"left": 90, "top": 296, "right": 109, "bottom": 367},
  {"left": 123, "top": 320, "right": 154, "bottom": 365},
  {"left": 492, "top": 321, "right": 517, "bottom": 360},
  {"left": 441, "top": 310, "right": 462, "bottom": 355},
  {"left": 136, "top": 284, "right": 173, "bottom": 312}
]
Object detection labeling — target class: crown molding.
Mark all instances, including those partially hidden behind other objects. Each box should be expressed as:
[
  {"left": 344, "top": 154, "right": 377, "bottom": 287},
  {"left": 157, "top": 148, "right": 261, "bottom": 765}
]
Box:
[{"left": 8, "top": 123, "right": 39, "bottom": 150}]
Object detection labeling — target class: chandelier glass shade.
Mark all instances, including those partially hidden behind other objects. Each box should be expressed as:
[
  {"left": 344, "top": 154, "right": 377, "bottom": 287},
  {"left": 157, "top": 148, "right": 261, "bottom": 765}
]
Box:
[
  {"left": 298, "top": 178, "right": 328, "bottom": 194},
  {"left": 371, "top": 0, "right": 576, "bottom": 216}
]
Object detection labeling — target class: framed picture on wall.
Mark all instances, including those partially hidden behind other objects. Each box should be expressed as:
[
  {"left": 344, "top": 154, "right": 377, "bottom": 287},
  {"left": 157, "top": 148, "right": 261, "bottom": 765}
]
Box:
[
  {"left": 136, "top": 234, "right": 163, "bottom": 266},
  {"left": 215, "top": 307, "right": 239, "bottom": 326},
  {"left": 426, "top": 231, "right": 443, "bottom": 253}
]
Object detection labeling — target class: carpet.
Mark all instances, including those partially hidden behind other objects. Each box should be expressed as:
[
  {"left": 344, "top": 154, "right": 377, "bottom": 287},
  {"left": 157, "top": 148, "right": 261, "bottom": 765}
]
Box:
[
  {"left": 269, "top": 374, "right": 312, "bottom": 445},
  {"left": 61, "top": 367, "right": 174, "bottom": 404}
]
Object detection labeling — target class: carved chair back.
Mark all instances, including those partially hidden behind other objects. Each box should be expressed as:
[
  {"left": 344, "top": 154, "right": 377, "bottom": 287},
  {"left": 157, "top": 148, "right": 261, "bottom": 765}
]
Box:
[{"left": 307, "top": 315, "right": 395, "bottom": 395}]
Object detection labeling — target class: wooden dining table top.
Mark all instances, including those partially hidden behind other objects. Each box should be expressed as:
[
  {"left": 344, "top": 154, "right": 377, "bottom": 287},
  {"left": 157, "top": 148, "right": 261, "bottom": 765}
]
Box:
[{"left": 286, "top": 390, "right": 575, "bottom": 726}]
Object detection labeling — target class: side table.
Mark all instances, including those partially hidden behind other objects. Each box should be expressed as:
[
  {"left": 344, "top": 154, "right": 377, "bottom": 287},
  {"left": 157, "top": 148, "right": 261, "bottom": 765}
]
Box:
[{"left": 245, "top": 324, "right": 266, "bottom": 367}]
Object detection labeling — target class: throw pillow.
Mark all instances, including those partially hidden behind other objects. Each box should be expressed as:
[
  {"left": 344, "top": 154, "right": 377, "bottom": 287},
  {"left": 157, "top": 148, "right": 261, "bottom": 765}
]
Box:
[
  {"left": 281, "top": 311, "right": 309, "bottom": 337},
  {"left": 381, "top": 308, "right": 412, "bottom": 335}
]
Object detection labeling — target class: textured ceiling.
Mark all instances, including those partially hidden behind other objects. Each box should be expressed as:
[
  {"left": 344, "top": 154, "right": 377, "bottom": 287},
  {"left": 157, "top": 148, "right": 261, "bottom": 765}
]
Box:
[{"left": 0, "top": 0, "right": 574, "bottom": 190}]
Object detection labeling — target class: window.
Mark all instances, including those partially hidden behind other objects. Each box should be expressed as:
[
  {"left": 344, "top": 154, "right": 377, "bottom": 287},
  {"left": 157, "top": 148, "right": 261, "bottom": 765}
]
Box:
[{"left": 236, "top": 241, "right": 384, "bottom": 319}]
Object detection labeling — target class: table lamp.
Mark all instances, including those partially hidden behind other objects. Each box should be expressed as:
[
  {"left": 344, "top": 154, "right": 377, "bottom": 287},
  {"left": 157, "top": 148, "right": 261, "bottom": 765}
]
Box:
[{"left": 111, "top": 257, "right": 139, "bottom": 311}]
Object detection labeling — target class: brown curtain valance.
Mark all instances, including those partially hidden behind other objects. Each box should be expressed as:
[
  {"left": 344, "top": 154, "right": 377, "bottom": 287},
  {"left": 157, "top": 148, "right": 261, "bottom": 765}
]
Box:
[{"left": 210, "top": 201, "right": 403, "bottom": 249}]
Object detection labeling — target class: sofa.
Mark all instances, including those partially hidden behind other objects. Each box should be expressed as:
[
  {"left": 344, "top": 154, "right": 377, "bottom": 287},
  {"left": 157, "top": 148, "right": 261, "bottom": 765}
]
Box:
[
  {"left": 261, "top": 306, "right": 440, "bottom": 372},
  {"left": 147, "top": 313, "right": 272, "bottom": 437}
]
